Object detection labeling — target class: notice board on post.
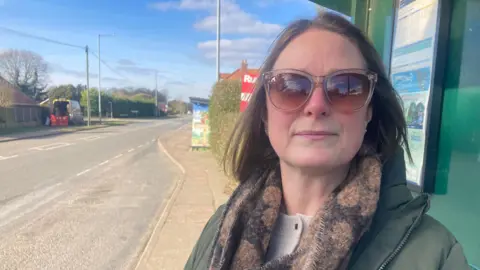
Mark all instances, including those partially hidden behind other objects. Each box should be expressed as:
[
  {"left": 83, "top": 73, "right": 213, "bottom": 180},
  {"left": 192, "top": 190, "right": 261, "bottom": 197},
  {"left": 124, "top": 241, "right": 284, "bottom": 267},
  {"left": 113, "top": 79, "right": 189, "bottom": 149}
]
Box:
[
  {"left": 389, "top": 0, "right": 451, "bottom": 193},
  {"left": 189, "top": 97, "right": 210, "bottom": 149}
]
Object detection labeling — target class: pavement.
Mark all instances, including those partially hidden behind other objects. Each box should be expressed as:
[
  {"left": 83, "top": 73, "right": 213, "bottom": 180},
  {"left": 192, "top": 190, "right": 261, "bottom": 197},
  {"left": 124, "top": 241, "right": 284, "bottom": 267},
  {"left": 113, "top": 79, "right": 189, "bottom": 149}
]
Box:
[
  {"left": 0, "top": 117, "right": 191, "bottom": 270},
  {"left": 135, "top": 124, "right": 230, "bottom": 270}
]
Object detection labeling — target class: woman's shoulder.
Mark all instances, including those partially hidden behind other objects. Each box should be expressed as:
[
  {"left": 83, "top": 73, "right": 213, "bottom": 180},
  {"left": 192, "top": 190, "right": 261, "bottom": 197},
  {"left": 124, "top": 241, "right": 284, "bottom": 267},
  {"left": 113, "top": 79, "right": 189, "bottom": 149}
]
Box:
[
  {"left": 387, "top": 214, "right": 470, "bottom": 269},
  {"left": 184, "top": 204, "right": 225, "bottom": 270},
  {"left": 413, "top": 214, "right": 458, "bottom": 245}
]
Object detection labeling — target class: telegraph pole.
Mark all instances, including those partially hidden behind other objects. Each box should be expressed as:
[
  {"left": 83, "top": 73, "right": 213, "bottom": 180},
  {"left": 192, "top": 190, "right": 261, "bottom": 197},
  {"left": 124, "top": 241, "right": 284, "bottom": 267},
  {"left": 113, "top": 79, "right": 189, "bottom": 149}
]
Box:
[
  {"left": 216, "top": 0, "right": 221, "bottom": 81},
  {"left": 85, "top": 45, "right": 91, "bottom": 126},
  {"left": 98, "top": 35, "right": 102, "bottom": 123}
]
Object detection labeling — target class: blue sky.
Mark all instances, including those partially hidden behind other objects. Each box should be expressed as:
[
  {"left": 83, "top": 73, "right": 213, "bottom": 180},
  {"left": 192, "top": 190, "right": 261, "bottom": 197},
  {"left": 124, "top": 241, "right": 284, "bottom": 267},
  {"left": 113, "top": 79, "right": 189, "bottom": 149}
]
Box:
[{"left": 0, "top": 0, "right": 320, "bottom": 100}]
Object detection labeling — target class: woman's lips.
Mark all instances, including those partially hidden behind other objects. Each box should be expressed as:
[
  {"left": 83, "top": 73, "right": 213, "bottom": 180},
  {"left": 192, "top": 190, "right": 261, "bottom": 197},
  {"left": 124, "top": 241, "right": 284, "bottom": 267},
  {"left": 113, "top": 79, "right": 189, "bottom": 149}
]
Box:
[{"left": 294, "top": 130, "right": 337, "bottom": 140}]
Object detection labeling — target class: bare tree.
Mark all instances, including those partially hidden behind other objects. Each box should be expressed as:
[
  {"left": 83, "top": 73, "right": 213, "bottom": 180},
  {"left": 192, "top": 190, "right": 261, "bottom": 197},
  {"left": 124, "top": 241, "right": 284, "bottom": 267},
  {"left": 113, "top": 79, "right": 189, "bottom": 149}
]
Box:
[{"left": 0, "top": 49, "right": 49, "bottom": 100}]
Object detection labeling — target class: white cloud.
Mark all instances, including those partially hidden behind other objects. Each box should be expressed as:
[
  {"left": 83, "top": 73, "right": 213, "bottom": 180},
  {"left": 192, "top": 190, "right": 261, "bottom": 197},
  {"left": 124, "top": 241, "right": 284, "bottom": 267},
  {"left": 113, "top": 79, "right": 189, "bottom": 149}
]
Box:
[
  {"left": 149, "top": 0, "right": 283, "bottom": 36},
  {"left": 255, "top": 0, "right": 299, "bottom": 8},
  {"left": 194, "top": 13, "right": 282, "bottom": 35},
  {"left": 149, "top": 0, "right": 237, "bottom": 12},
  {"left": 198, "top": 37, "right": 271, "bottom": 52},
  {"left": 197, "top": 37, "right": 273, "bottom": 67}
]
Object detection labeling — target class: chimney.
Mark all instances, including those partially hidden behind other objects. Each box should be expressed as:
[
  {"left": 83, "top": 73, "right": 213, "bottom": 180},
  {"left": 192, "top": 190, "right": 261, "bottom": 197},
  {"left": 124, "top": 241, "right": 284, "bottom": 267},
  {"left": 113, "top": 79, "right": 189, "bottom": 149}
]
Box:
[{"left": 241, "top": 59, "right": 248, "bottom": 74}]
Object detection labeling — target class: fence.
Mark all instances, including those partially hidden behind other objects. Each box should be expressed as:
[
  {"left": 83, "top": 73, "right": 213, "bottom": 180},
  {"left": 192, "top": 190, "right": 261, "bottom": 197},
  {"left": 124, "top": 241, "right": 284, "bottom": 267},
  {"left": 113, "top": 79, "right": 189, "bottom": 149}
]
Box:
[{"left": 0, "top": 105, "right": 43, "bottom": 129}]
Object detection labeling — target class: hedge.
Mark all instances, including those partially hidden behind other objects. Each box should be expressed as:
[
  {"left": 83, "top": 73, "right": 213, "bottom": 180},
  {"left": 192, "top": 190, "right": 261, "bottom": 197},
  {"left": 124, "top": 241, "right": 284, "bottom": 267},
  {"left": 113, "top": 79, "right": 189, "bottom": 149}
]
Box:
[
  {"left": 80, "top": 88, "right": 157, "bottom": 117},
  {"left": 208, "top": 79, "right": 241, "bottom": 166}
]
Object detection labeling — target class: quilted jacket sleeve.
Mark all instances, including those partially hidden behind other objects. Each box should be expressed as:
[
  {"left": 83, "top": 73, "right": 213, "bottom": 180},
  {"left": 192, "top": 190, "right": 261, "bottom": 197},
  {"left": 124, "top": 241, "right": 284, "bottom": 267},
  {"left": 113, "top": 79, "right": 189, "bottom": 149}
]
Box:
[{"left": 440, "top": 242, "right": 471, "bottom": 270}]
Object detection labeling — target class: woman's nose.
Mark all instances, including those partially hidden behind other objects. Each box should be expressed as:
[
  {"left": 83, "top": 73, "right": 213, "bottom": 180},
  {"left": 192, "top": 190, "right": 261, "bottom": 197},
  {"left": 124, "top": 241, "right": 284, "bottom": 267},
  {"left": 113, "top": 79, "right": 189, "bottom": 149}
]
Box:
[{"left": 303, "top": 86, "right": 331, "bottom": 117}]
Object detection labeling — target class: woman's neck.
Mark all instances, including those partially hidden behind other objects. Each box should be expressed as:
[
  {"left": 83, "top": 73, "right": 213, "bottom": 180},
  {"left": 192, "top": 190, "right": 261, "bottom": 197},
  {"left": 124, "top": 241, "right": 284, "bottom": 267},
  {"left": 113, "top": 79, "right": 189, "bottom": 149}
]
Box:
[{"left": 280, "top": 161, "right": 350, "bottom": 216}]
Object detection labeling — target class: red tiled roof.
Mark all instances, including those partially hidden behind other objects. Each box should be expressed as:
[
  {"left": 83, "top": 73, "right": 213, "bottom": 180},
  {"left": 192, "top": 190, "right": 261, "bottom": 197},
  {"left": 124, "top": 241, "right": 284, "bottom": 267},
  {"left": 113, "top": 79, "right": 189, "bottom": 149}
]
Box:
[
  {"left": 222, "top": 68, "right": 260, "bottom": 80},
  {"left": 220, "top": 73, "right": 231, "bottom": 80}
]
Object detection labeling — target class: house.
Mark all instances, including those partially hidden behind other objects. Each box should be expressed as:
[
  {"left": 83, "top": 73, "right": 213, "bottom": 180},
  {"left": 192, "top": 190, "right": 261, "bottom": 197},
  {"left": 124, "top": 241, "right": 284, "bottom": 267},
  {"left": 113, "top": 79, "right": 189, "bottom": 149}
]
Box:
[
  {"left": 220, "top": 60, "right": 260, "bottom": 81},
  {"left": 0, "top": 75, "right": 43, "bottom": 128}
]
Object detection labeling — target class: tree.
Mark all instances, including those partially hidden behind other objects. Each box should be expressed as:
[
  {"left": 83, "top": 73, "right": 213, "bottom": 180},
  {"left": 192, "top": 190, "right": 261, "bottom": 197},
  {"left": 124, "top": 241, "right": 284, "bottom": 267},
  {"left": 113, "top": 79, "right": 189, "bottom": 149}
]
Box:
[
  {"left": 0, "top": 49, "right": 49, "bottom": 101},
  {"left": 168, "top": 99, "right": 188, "bottom": 114},
  {"left": 80, "top": 88, "right": 99, "bottom": 116},
  {"left": 48, "top": 84, "right": 83, "bottom": 101},
  {"left": 73, "top": 84, "right": 85, "bottom": 101},
  {"left": 48, "top": 85, "right": 74, "bottom": 100}
]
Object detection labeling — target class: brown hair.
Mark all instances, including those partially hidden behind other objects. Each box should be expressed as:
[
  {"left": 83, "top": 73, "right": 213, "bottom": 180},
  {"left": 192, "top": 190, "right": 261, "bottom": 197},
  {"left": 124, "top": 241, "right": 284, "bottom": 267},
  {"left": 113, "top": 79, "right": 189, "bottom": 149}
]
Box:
[{"left": 223, "top": 12, "right": 411, "bottom": 183}]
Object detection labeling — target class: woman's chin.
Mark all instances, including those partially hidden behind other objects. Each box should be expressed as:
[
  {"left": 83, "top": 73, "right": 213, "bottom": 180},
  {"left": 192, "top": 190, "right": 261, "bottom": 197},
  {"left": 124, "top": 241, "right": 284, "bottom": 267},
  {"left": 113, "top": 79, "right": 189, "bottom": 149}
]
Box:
[{"left": 284, "top": 151, "right": 340, "bottom": 169}]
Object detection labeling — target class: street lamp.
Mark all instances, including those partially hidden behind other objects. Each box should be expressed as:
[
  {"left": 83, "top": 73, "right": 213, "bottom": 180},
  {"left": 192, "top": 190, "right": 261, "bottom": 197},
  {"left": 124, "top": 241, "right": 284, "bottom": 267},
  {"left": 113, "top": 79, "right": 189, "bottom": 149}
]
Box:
[
  {"left": 98, "top": 33, "right": 115, "bottom": 123},
  {"left": 155, "top": 70, "right": 158, "bottom": 117},
  {"left": 216, "top": 0, "right": 221, "bottom": 81}
]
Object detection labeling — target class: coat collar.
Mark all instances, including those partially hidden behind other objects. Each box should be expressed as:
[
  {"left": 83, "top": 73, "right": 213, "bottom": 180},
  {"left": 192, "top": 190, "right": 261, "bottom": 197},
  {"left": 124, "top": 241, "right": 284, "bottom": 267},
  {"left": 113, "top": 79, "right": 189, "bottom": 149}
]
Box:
[{"left": 348, "top": 148, "right": 430, "bottom": 269}]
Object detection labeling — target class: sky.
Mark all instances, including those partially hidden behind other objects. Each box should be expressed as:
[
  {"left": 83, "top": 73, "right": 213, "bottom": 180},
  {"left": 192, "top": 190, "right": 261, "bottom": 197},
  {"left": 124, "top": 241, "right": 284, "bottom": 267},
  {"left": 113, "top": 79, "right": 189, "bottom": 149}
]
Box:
[{"left": 0, "top": 0, "right": 321, "bottom": 101}]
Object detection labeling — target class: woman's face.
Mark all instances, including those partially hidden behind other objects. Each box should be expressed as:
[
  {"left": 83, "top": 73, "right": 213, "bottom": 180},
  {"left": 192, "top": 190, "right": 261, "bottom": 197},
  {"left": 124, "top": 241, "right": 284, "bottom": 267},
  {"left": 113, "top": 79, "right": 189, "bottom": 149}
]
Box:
[{"left": 266, "top": 29, "right": 372, "bottom": 170}]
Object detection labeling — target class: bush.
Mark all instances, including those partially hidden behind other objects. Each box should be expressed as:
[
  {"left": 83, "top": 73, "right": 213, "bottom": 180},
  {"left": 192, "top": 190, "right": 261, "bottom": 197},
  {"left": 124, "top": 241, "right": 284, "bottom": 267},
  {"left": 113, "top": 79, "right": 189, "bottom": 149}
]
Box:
[
  {"left": 80, "top": 88, "right": 156, "bottom": 117},
  {"left": 208, "top": 79, "right": 241, "bottom": 166}
]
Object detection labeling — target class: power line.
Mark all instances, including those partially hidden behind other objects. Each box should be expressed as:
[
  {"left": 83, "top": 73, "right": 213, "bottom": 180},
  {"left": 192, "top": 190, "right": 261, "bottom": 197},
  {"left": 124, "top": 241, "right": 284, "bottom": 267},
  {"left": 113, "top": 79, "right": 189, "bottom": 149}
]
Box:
[
  {"left": 89, "top": 50, "right": 132, "bottom": 83},
  {"left": 0, "top": 26, "right": 152, "bottom": 87},
  {"left": 0, "top": 26, "right": 85, "bottom": 50}
]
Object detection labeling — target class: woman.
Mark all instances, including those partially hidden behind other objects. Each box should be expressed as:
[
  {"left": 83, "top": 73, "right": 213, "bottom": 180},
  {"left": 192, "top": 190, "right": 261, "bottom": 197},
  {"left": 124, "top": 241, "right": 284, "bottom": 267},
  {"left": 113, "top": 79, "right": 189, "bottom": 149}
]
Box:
[{"left": 185, "top": 12, "right": 470, "bottom": 270}]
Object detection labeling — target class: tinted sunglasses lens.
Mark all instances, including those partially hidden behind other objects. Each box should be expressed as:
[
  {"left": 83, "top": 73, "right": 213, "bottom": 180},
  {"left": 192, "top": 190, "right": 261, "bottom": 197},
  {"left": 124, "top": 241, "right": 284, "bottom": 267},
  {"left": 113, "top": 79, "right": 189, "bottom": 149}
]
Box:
[
  {"left": 326, "top": 73, "right": 371, "bottom": 112},
  {"left": 267, "top": 73, "right": 312, "bottom": 110}
]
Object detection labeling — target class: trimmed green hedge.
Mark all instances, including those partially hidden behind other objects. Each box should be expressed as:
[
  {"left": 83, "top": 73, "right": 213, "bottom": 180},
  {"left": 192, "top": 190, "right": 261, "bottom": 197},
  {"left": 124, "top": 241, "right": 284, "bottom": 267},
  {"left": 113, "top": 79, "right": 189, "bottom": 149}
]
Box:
[{"left": 208, "top": 80, "right": 241, "bottom": 165}]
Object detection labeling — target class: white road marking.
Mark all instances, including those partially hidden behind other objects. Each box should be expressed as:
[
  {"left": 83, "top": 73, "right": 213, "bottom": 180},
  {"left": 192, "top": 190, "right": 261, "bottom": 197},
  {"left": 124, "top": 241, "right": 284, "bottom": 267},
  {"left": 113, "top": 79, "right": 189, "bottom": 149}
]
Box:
[
  {"left": 30, "top": 142, "right": 72, "bottom": 151},
  {"left": 0, "top": 155, "right": 19, "bottom": 161},
  {"left": 151, "top": 139, "right": 155, "bottom": 142},
  {"left": 80, "top": 135, "right": 103, "bottom": 141},
  {"left": 99, "top": 160, "right": 109, "bottom": 166},
  {"left": 113, "top": 154, "right": 123, "bottom": 159},
  {"left": 128, "top": 148, "right": 135, "bottom": 153},
  {"left": 0, "top": 183, "right": 64, "bottom": 228},
  {"left": 157, "top": 140, "right": 185, "bottom": 174},
  {"left": 76, "top": 168, "right": 91, "bottom": 176},
  {"left": 137, "top": 145, "right": 143, "bottom": 148}
]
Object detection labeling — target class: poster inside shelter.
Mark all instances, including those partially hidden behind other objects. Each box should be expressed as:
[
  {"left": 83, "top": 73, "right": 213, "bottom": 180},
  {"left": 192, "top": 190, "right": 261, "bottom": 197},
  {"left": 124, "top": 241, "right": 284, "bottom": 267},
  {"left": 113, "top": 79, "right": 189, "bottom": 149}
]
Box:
[
  {"left": 390, "top": 0, "right": 440, "bottom": 186},
  {"left": 191, "top": 103, "right": 210, "bottom": 148}
]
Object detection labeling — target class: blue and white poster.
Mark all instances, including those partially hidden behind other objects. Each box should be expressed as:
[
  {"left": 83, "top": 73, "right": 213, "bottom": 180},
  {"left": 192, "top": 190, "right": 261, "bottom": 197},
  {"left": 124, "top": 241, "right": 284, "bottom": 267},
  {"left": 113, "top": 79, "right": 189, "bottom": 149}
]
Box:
[{"left": 390, "top": 0, "right": 440, "bottom": 187}]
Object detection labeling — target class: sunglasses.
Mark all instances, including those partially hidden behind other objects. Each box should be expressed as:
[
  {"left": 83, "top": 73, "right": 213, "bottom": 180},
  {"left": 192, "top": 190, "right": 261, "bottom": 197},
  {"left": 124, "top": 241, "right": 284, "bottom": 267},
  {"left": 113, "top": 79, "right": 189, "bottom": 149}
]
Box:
[{"left": 263, "top": 68, "right": 377, "bottom": 113}]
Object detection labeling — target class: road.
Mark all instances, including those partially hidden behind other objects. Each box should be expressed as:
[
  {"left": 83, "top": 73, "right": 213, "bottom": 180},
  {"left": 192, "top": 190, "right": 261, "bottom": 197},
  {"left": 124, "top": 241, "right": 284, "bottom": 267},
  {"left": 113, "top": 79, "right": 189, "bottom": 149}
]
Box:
[{"left": 0, "top": 117, "right": 190, "bottom": 270}]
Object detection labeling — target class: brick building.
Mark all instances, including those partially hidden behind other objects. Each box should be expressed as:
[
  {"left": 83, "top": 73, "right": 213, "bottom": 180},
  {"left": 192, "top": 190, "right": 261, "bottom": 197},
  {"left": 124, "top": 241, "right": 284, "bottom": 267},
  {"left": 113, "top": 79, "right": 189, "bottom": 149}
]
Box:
[{"left": 220, "top": 60, "right": 260, "bottom": 81}]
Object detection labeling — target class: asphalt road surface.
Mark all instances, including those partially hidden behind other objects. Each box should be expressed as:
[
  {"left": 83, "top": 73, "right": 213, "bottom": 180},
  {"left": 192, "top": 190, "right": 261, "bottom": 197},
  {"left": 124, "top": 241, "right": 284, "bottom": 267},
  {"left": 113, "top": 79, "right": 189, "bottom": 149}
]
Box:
[{"left": 0, "top": 117, "right": 190, "bottom": 270}]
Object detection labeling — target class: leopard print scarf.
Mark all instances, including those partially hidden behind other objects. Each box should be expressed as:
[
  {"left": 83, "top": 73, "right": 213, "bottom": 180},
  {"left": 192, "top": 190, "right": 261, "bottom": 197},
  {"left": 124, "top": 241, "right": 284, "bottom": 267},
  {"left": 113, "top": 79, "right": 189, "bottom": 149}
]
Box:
[{"left": 209, "top": 156, "right": 382, "bottom": 270}]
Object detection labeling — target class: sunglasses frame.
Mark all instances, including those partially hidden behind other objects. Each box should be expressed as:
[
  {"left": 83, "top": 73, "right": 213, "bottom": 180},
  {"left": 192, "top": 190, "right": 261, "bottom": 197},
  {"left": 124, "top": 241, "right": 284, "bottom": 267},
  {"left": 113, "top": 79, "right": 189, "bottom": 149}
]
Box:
[{"left": 263, "top": 68, "right": 378, "bottom": 113}]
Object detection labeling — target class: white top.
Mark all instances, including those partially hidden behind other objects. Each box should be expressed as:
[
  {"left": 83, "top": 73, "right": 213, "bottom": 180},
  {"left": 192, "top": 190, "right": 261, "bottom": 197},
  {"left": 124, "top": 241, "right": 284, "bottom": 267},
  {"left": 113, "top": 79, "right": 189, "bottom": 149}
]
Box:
[{"left": 265, "top": 213, "right": 313, "bottom": 262}]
